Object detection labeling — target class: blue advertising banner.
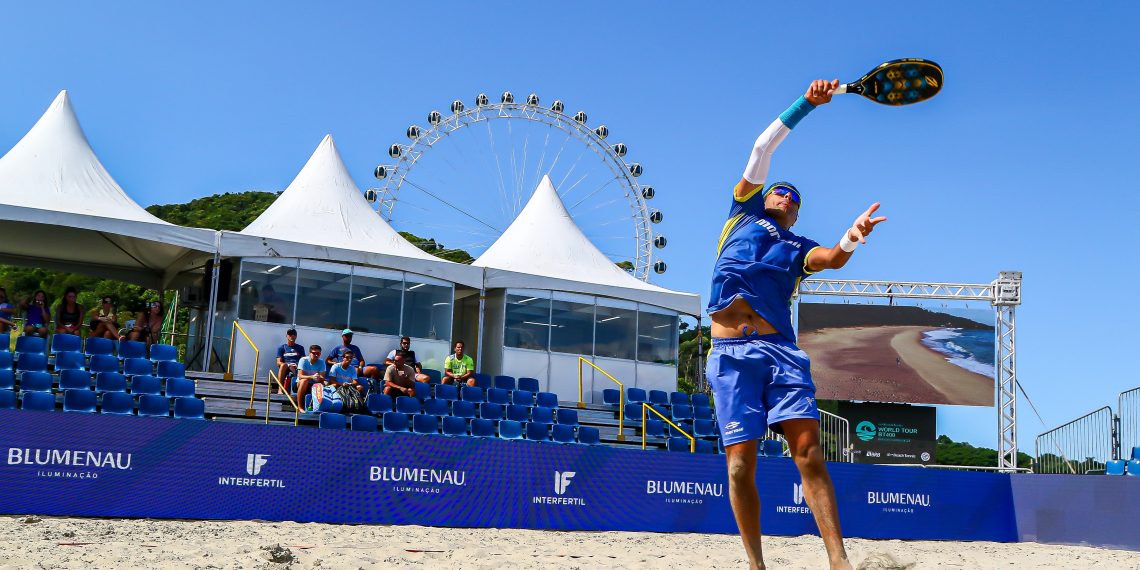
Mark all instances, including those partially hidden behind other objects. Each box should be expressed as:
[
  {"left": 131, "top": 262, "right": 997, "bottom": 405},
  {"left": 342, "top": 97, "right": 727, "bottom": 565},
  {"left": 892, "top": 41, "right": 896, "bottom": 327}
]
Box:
[
  {"left": 1011, "top": 474, "right": 1140, "bottom": 551},
  {"left": 0, "top": 410, "right": 1016, "bottom": 541}
]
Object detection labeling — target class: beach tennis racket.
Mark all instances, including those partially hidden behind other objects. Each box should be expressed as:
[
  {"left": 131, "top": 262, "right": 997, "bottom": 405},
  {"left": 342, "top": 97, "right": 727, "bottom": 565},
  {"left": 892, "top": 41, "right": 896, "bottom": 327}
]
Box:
[{"left": 834, "top": 59, "right": 943, "bottom": 106}]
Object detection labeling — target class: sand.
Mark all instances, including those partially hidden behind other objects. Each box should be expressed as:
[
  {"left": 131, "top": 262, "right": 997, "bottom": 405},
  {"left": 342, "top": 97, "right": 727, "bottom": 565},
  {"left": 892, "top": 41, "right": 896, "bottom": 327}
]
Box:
[
  {"left": 0, "top": 516, "right": 1134, "bottom": 569},
  {"left": 799, "top": 326, "right": 993, "bottom": 406}
]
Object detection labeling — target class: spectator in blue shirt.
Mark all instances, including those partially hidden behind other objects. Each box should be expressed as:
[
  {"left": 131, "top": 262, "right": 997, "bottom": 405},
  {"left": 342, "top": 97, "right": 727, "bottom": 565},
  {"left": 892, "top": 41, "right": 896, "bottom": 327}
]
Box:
[
  {"left": 295, "top": 344, "right": 326, "bottom": 411},
  {"left": 21, "top": 290, "right": 50, "bottom": 337},
  {"left": 328, "top": 351, "right": 364, "bottom": 394},
  {"left": 275, "top": 328, "right": 304, "bottom": 394},
  {"left": 326, "top": 329, "right": 381, "bottom": 385}
]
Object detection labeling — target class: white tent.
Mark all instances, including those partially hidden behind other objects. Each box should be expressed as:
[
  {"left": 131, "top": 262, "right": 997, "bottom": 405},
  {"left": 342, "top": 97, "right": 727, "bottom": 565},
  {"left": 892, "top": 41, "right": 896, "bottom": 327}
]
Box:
[
  {"left": 474, "top": 175, "right": 700, "bottom": 315},
  {"left": 0, "top": 91, "right": 219, "bottom": 288},
  {"left": 219, "top": 135, "right": 482, "bottom": 288}
]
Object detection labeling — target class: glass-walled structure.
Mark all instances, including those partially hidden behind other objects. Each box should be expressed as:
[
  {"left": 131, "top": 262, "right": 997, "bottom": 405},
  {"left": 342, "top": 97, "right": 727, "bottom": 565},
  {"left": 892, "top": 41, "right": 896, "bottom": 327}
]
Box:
[{"left": 482, "top": 288, "right": 680, "bottom": 403}]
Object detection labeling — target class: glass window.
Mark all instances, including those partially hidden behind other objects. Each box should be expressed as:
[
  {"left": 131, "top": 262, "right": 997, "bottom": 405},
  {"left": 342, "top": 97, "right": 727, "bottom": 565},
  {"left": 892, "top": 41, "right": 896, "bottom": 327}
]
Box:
[
  {"left": 348, "top": 270, "right": 402, "bottom": 335},
  {"left": 402, "top": 279, "right": 453, "bottom": 341},
  {"left": 295, "top": 264, "right": 351, "bottom": 329},
  {"left": 237, "top": 260, "right": 297, "bottom": 323},
  {"left": 594, "top": 302, "right": 636, "bottom": 360},
  {"left": 637, "top": 308, "right": 679, "bottom": 365},
  {"left": 550, "top": 296, "right": 594, "bottom": 355},
  {"left": 504, "top": 292, "right": 551, "bottom": 351}
]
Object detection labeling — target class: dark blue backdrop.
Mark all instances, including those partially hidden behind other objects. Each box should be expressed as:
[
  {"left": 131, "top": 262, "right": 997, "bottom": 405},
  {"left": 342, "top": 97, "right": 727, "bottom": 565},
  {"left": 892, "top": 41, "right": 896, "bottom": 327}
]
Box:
[{"left": 0, "top": 410, "right": 1016, "bottom": 541}]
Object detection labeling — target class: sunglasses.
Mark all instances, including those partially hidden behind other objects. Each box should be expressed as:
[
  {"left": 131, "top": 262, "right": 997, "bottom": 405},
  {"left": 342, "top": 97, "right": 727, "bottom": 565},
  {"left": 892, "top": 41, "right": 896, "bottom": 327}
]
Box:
[{"left": 769, "top": 187, "right": 801, "bottom": 205}]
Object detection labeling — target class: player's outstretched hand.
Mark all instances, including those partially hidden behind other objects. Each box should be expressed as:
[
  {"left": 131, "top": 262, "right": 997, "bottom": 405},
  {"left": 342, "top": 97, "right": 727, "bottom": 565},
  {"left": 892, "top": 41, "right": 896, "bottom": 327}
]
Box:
[
  {"left": 849, "top": 203, "right": 888, "bottom": 244},
  {"left": 805, "top": 79, "right": 840, "bottom": 106}
]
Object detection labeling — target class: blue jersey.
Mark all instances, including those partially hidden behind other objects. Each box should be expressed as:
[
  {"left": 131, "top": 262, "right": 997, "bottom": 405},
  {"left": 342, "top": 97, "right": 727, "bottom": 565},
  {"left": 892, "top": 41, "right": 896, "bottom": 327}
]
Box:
[{"left": 707, "top": 194, "right": 822, "bottom": 341}]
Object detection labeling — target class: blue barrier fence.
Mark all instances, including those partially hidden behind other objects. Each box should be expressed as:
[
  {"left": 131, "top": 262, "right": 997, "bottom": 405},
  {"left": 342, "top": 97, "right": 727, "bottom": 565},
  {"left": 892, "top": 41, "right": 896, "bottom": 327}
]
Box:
[{"left": 0, "top": 410, "right": 1017, "bottom": 541}]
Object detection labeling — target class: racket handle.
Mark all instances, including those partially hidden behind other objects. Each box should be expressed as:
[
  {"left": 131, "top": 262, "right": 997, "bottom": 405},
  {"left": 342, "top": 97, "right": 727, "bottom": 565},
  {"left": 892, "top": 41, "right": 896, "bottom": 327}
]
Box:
[{"left": 834, "top": 84, "right": 848, "bottom": 95}]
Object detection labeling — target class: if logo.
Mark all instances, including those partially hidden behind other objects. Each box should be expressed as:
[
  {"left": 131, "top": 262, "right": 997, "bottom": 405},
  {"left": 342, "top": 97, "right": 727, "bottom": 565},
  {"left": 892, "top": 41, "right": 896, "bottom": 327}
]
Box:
[
  {"left": 792, "top": 483, "right": 805, "bottom": 505},
  {"left": 554, "top": 471, "right": 576, "bottom": 495},
  {"left": 246, "top": 454, "right": 270, "bottom": 476}
]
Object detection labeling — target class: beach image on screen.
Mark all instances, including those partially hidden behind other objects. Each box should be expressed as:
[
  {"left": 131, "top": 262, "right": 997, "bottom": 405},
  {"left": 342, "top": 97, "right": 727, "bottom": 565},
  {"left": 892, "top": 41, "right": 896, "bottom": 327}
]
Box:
[{"left": 798, "top": 303, "right": 995, "bottom": 406}]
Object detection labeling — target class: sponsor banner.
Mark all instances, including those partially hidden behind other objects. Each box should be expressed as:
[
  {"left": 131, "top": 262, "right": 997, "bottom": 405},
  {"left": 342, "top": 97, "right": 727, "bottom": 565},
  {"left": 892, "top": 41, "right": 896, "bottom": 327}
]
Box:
[
  {"left": 1012, "top": 474, "right": 1140, "bottom": 551},
  {"left": 0, "top": 410, "right": 1014, "bottom": 541},
  {"left": 837, "top": 402, "right": 937, "bottom": 465}
]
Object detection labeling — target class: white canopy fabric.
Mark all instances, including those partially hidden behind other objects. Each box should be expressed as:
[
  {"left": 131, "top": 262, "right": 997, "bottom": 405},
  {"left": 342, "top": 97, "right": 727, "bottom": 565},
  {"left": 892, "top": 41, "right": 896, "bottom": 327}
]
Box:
[
  {"left": 0, "top": 91, "right": 218, "bottom": 288},
  {"left": 474, "top": 175, "right": 700, "bottom": 315},
  {"left": 220, "top": 135, "right": 483, "bottom": 288}
]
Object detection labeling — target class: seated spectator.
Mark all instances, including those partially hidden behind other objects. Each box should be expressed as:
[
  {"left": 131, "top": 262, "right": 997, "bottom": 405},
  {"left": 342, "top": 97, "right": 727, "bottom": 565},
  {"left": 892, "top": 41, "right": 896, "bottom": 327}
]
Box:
[
  {"left": 88, "top": 296, "right": 120, "bottom": 340},
  {"left": 0, "top": 288, "right": 15, "bottom": 333},
  {"left": 21, "top": 290, "right": 50, "bottom": 337},
  {"left": 54, "top": 286, "right": 84, "bottom": 336},
  {"left": 442, "top": 340, "right": 476, "bottom": 387},
  {"left": 128, "top": 300, "right": 164, "bottom": 345},
  {"left": 384, "top": 336, "right": 419, "bottom": 367},
  {"left": 328, "top": 351, "right": 364, "bottom": 393},
  {"left": 275, "top": 328, "right": 304, "bottom": 394},
  {"left": 414, "top": 362, "right": 430, "bottom": 384},
  {"left": 294, "top": 345, "right": 326, "bottom": 411},
  {"left": 383, "top": 353, "right": 417, "bottom": 398},
  {"left": 326, "top": 329, "right": 382, "bottom": 385}
]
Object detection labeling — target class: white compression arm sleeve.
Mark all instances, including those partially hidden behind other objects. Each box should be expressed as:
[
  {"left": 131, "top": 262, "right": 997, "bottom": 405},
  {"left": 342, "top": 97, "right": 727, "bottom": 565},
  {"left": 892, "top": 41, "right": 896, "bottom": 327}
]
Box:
[{"left": 741, "top": 117, "right": 791, "bottom": 185}]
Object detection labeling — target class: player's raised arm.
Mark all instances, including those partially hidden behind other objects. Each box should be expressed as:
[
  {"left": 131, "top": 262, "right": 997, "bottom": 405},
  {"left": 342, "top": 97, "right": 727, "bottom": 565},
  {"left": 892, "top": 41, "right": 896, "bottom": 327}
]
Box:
[
  {"left": 735, "top": 79, "right": 839, "bottom": 199},
  {"left": 806, "top": 202, "right": 888, "bottom": 272}
]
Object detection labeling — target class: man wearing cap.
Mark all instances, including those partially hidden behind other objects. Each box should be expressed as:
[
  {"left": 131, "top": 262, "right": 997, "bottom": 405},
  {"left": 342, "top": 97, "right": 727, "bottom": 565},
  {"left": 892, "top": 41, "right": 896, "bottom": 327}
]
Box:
[
  {"left": 326, "top": 329, "right": 382, "bottom": 386},
  {"left": 275, "top": 328, "right": 304, "bottom": 395},
  {"left": 706, "top": 79, "right": 887, "bottom": 570}
]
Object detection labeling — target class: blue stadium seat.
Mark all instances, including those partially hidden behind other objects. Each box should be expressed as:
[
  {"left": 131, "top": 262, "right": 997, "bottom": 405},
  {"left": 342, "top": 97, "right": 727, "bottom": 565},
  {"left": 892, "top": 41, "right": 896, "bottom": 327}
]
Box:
[
  {"left": 644, "top": 418, "right": 666, "bottom": 439},
  {"left": 694, "top": 419, "right": 718, "bottom": 439},
  {"left": 471, "top": 418, "right": 496, "bottom": 438},
  {"left": 59, "top": 369, "right": 92, "bottom": 391},
  {"left": 130, "top": 375, "right": 162, "bottom": 396},
  {"left": 319, "top": 412, "right": 347, "bottom": 430},
  {"left": 506, "top": 404, "right": 530, "bottom": 423},
  {"left": 63, "top": 389, "right": 97, "bottom": 413},
  {"left": 95, "top": 372, "right": 127, "bottom": 393},
  {"left": 0, "top": 351, "right": 11, "bottom": 370},
  {"left": 435, "top": 384, "right": 459, "bottom": 401},
  {"left": 1129, "top": 460, "right": 1140, "bottom": 476},
  {"left": 174, "top": 397, "right": 206, "bottom": 420},
  {"left": 671, "top": 404, "right": 694, "bottom": 424},
  {"left": 498, "top": 419, "right": 523, "bottom": 440},
  {"left": 54, "top": 350, "right": 85, "bottom": 371},
  {"left": 518, "top": 377, "right": 540, "bottom": 394},
  {"left": 667, "top": 437, "right": 693, "bottom": 452},
  {"left": 413, "top": 413, "right": 439, "bottom": 435},
  {"left": 424, "top": 398, "right": 450, "bottom": 417},
  {"left": 124, "top": 358, "right": 153, "bottom": 377},
  {"left": 100, "top": 392, "right": 134, "bottom": 415},
  {"left": 479, "top": 402, "right": 504, "bottom": 420},
  {"left": 413, "top": 381, "right": 432, "bottom": 401},
  {"left": 718, "top": 438, "right": 725, "bottom": 454},
  {"left": 366, "top": 394, "right": 392, "bottom": 415},
  {"left": 531, "top": 406, "right": 554, "bottom": 425},
  {"left": 577, "top": 426, "right": 600, "bottom": 445},
  {"left": 17, "top": 352, "right": 47, "bottom": 373},
  {"left": 762, "top": 439, "right": 784, "bottom": 457},
  {"left": 350, "top": 413, "right": 378, "bottom": 431},
  {"left": 691, "top": 393, "right": 711, "bottom": 409},
  {"left": 1132, "top": 446, "right": 1140, "bottom": 462},
  {"left": 460, "top": 386, "right": 485, "bottom": 403},
  {"left": 552, "top": 423, "right": 576, "bottom": 444},
  {"left": 623, "top": 404, "right": 643, "bottom": 424},
  {"left": 165, "top": 377, "right": 195, "bottom": 398},
  {"left": 157, "top": 361, "right": 185, "bottom": 379},
  {"left": 150, "top": 344, "right": 178, "bottom": 363},
  {"left": 493, "top": 375, "right": 516, "bottom": 391},
  {"left": 85, "top": 337, "right": 116, "bottom": 358},
  {"left": 626, "top": 387, "right": 647, "bottom": 407},
  {"left": 396, "top": 396, "right": 421, "bottom": 415},
  {"left": 602, "top": 388, "right": 620, "bottom": 407},
  {"left": 670, "top": 391, "right": 691, "bottom": 407},
  {"left": 442, "top": 415, "right": 468, "bottom": 437},
  {"left": 694, "top": 406, "right": 714, "bottom": 421},
  {"left": 556, "top": 408, "right": 579, "bottom": 426},
  {"left": 487, "top": 387, "right": 510, "bottom": 405},
  {"left": 0, "top": 370, "right": 13, "bottom": 391},
  {"left": 0, "top": 389, "right": 15, "bottom": 409},
  {"left": 696, "top": 439, "right": 716, "bottom": 454},
  {"left": 422, "top": 368, "right": 442, "bottom": 384},
  {"left": 20, "top": 371, "right": 53, "bottom": 392},
  {"left": 50, "top": 334, "right": 82, "bottom": 355},
  {"left": 383, "top": 412, "right": 410, "bottom": 432},
  {"left": 668, "top": 421, "right": 692, "bottom": 438},
  {"left": 535, "top": 391, "right": 558, "bottom": 409},
  {"left": 22, "top": 390, "right": 55, "bottom": 411},
  {"left": 15, "top": 335, "right": 46, "bottom": 358},
  {"left": 1106, "top": 459, "right": 1126, "bottom": 476},
  {"left": 0, "top": 333, "right": 8, "bottom": 352},
  {"left": 451, "top": 399, "right": 477, "bottom": 420},
  {"left": 648, "top": 390, "right": 670, "bottom": 408},
  {"left": 89, "top": 354, "right": 119, "bottom": 375},
  {"left": 526, "top": 422, "right": 550, "bottom": 441},
  {"left": 472, "top": 373, "right": 492, "bottom": 390},
  {"left": 138, "top": 394, "right": 170, "bottom": 417},
  {"left": 512, "top": 389, "right": 535, "bottom": 406},
  {"left": 117, "top": 340, "right": 147, "bottom": 360}
]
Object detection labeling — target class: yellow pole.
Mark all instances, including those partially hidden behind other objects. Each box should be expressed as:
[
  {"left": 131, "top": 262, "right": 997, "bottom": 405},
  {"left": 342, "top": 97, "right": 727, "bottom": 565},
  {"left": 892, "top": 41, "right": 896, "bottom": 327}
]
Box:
[
  {"left": 641, "top": 403, "right": 647, "bottom": 450},
  {"left": 224, "top": 321, "right": 236, "bottom": 380}
]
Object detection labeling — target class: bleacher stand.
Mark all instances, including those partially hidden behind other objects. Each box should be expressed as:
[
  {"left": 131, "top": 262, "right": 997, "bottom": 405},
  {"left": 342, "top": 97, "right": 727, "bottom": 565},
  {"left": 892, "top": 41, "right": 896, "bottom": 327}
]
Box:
[
  {"left": 130, "top": 375, "right": 162, "bottom": 396},
  {"left": 150, "top": 344, "right": 178, "bottom": 363},
  {"left": 577, "top": 426, "right": 600, "bottom": 445},
  {"left": 461, "top": 386, "right": 484, "bottom": 403},
  {"left": 84, "top": 336, "right": 115, "bottom": 359},
  {"left": 452, "top": 400, "right": 477, "bottom": 420},
  {"left": 413, "top": 413, "right": 439, "bottom": 435},
  {"left": 518, "top": 377, "right": 540, "bottom": 394},
  {"left": 498, "top": 420, "right": 523, "bottom": 440},
  {"left": 442, "top": 416, "right": 468, "bottom": 436},
  {"left": 493, "top": 375, "right": 516, "bottom": 391},
  {"left": 649, "top": 390, "right": 670, "bottom": 408},
  {"left": 471, "top": 418, "right": 496, "bottom": 438},
  {"left": 423, "top": 398, "right": 449, "bottom": 417},
  {"left": 96, "top": 372, "right": 127, "bottom": 393},
  {"left": 471, "top": 372, "right": 492, "bottom": 390},
  {"left": 173, "top": 397, "right": 205, "bottom": 420},
  {"left": 50, "top": 333, "right": 81, "bottom": 355},
  {"left": 138, "top": 394, "right": 170, "bottom": 417},
  {"left": 487, "top": 387, "right": 510, "bottom": 405},
  {"left": 383, "top": 412, "right": 410, "bottom": 433},
  {"left": 350, "top": 414, "right": 378, "bottom": 432},
  {"left": 320, "top": 412, "right": 347, "bottom": 430},
  {"left": 526, "top": 422, "right": 551, "bottom": 441},
  {"left": 552, "top": 423, "right": 576, "bottom": 444},
  {"left": 22, "top": 391, "right": 55, "bottom": 411},
  {"left": 100, "top": 392, "right": 134, "bottom": 415},
  {"left": 118, "top": 340, "right": 147, "bottom": 360},
  {"left": 64, "top": 389, "right": 97, "bottom": 413},
  {"left": 18, "top": 352, "right": 47, "bottom": 373}
]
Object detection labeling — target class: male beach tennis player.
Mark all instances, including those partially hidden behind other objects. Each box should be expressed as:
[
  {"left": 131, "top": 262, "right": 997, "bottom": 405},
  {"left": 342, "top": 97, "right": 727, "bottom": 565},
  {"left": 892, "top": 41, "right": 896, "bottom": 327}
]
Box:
[{"left": 707, "top": 79, "right": 887, "bottom": 570}]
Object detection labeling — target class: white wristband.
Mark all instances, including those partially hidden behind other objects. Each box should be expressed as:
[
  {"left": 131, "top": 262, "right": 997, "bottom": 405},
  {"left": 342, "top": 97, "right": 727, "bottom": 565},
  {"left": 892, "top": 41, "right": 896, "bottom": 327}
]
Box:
[{"left": 839, "top": 229, "right": 859, "bottom": 253}]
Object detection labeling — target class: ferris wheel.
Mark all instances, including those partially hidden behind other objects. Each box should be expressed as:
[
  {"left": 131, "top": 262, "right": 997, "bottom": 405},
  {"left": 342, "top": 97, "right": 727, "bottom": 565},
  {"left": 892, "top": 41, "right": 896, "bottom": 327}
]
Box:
[{"left": 369, "top": 91, "right": 667, "bottom": 280}]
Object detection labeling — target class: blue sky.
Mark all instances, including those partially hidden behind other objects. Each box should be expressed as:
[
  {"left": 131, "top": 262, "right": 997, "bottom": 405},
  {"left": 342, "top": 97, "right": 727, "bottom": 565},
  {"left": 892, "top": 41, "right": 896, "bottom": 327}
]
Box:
[{"left": 2, "top": 2, "right": 1138, "bottom": 451}]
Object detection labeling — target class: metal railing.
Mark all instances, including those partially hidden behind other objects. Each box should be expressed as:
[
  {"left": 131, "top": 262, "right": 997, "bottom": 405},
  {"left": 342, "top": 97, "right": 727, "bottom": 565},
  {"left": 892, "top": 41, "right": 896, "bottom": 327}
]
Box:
[
  {"left": 224, "top": 320, "right": 260, "bottom": 417},
  {"left": 1118, "top": 386, "right": 1140, "bottom": 459},
  {"left": 1035, "top": 406, "right": 1115, "bottom": 474},
  {"left": 641, "top": 403, "right": 695, "bottom": 452},
  {"left": 578, "top": 356, "right": 625, "bottom": 441},
  {"left": 265, "top": 370, "right": 301, "bottom": 426},
  {"left": 888, "top": 464, "right": 1033, "bottom": 473},
  {"left": 762, "top": 409, "right": 852, "bottom": 462}
]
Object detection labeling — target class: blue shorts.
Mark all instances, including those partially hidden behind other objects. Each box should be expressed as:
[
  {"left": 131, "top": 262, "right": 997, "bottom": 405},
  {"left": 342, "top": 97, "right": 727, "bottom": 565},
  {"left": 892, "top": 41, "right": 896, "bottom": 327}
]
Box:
[{"left": 706, "top": 335, "right": 819, "bottom": 446}]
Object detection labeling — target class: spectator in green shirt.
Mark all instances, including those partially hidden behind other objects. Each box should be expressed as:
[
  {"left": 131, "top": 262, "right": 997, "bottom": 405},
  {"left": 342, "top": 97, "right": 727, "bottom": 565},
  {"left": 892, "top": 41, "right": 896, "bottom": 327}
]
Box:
[{"left": 442, "top": 340, "right": 476, "bottom": 387}]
